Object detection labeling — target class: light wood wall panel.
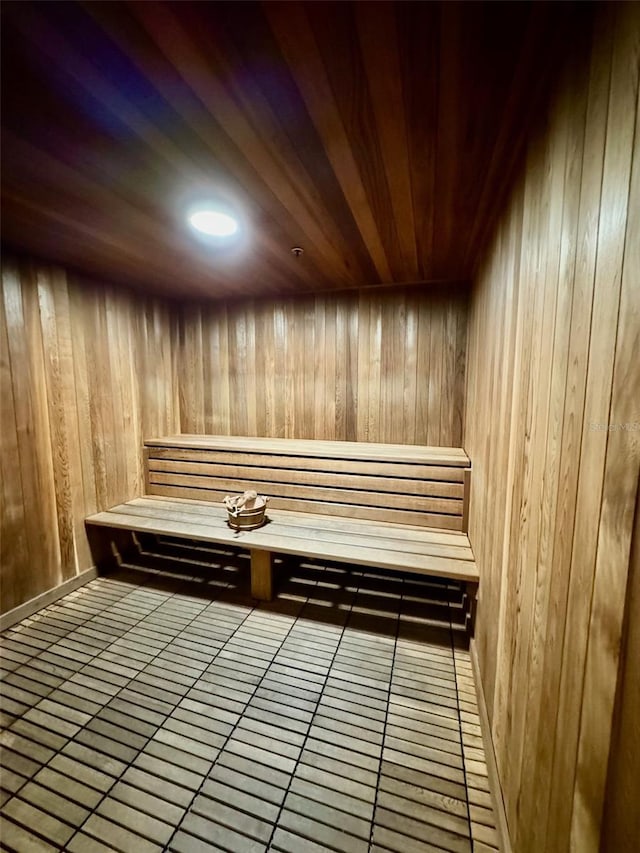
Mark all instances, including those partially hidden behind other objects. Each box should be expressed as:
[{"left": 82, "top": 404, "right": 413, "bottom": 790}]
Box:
[
  {"left": 465, "top": 5, "right": 640, "bottom": 852},
  {"left": 601, "top": 489, "right": 640, "bottom": 853},
  {"left": 0, "top": 257, "right": 178, "bottom": 615},
  {"left": 177, "top": 287, "right": 467, "bottom": 447}
]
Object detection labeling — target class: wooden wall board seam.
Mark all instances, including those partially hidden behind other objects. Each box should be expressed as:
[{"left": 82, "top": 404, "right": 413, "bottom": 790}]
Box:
[
  {"left": 0, "top": 273, "right": 32, "bottom": 612},
  {"left": 537, "top": 14, "right": 614, "bottom": 848},
  {"left": 514, "top": 71, "right": 572, "bottom": 840}
]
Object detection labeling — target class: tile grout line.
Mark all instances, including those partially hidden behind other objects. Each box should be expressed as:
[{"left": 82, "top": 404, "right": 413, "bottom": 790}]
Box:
[
  {"left": 0, "top": 577, "right": 136, "bottom": 681},
  {"left": 5, "top": 567, "right": 235, "bottom": 849},
  {"left": 0, "top": 591, "right": 127, "bottom": 708},
  {"left": 163, "top": 586, "right": 314, "bottom": 851},
  {"left": 367, "top": 574, "right": 402, "bottom": 852},
  {"left": 2, "top": 565, "right": 486, "bottom": 853},
  {"left": 262, "top": 563, "right": 359, "bottom": 852},
  {"left": 60, "top": 572, "right": 253, "bottom": 850},
  {"left": 2, "top": 557, "right": 331, "bottom": 844},
  {"left": 0, "top": 578, "right": 154, "bottom": 806},
  {"left": 449, "top": 583, "right": 475, "bottom": 850}
]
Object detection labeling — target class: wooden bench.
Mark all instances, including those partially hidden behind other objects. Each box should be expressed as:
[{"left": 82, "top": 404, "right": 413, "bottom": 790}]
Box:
[{"left": 86, "top": 435, "right": 478, "bottom": 624}]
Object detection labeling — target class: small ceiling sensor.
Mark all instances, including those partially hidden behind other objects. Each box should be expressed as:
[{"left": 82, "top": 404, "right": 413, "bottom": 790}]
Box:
[{"left": 291, "top": 247, "right": 304, "bottom": 257}]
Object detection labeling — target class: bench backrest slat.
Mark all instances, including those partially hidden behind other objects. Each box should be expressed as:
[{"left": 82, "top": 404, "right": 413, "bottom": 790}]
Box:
[{"left": 144, "top": 436, "right": 471, "bottom": 532}]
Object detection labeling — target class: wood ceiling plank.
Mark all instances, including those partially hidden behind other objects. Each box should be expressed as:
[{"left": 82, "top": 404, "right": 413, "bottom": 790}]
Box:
[
  {"left": 396, "top": 2, "right": 439, "bottom": 283},
  {"left": 265, "top": 1, "right": 393, "bottom": 283},
  {"left": 433, "top": 3, "right": 463, "bottom": 281},
  {"left": 1, "top": 1, "right": 586, "bottom": 299},
  {"left": 119, "top": 2, "right": 355, "bottom": 289},
  {"left": 355, "top": 3, "right": 418, "bottom": 280},
  {"left": 194, "top": 3, "right": 370, "bottom": 286},
  {"left": 305, "top": 2, "right": 404, "bottom": 283},
  {"left": 5, "top": 4, "right": 315, "bottom": 297}
]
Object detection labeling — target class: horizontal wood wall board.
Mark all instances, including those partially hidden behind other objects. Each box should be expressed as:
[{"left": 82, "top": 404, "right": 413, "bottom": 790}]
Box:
[
  {"left": 147, "top": 447, "right": 467, "bottom": 482},
  {"left": 145, "top": 434, "right": 470, "bottom": 466},
  {"left": 147, "top": 460, "right": 464, "bottom": 499},
  {"left": 146, "top": 484, "right": 463, "bottom": 531}
]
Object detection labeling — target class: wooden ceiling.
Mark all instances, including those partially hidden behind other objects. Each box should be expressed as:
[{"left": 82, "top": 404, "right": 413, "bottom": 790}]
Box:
[{"left": 1, "top": 1, "right": 574, "bottom": 300}]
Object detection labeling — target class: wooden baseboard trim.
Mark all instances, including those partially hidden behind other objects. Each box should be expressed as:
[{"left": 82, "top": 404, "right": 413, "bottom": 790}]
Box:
[
  {"left": 0, "top": 567, "right": 99, "bottom": 632},
  {"left": 470, "top": 638, "right": 513, "bottom": 853}
]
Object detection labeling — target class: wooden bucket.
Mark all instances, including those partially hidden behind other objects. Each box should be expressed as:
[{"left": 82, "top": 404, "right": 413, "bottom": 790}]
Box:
[{"left": 224, "top": 492, "right": 268, "bottom": 530}]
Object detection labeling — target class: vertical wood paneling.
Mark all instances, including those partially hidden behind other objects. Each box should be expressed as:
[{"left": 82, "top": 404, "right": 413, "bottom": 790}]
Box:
[
  {"left": 39, "top": 269, "right": 75, "bottom": 576},
  {"left": 1, "top": 279, "right": 32, "bottom": 610},
  {"left": 465, "top": 6, "right": 639, "bottom": 852},
  {"left": 177, "top": 286, "right": 468, "bottom": 447},
  {"left": 601, "top": 491, "right": 640, "bottom": 853},
  {"left": 0, "top": 258, "right": 178, "bottom": 615},
  {"left": 567, "top": 10, "right": 639, "bottom": 848},
  {"left": 368, "top": 293, "right": 383, "bottom": 444},
  {"left": 313, "top": 296, "right": 327, "bottom": 441},
  {"left": 403, "top": 291, "right": 419, "bottom": 445}
]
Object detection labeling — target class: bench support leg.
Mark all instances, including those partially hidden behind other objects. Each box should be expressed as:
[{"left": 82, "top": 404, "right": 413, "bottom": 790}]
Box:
[
  {"left": 467, "top": 581, "right": 478, "bottom": 636},
  {"left": 86, "top": 526, "right": 136, "bottom": 573},
  {"left": 251, "top": 550, "right": 273, "bottom": 601}
]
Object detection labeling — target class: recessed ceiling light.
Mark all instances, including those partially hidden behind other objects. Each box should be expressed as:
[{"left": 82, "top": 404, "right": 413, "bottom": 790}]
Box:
[{"left": 188, "top": 210, "right": 238, "bottom": 237}]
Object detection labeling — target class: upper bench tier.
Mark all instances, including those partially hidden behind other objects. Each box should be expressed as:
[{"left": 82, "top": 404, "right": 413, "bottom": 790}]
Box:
[{"left": 144, "top": 435, "right": 471, "bottom": 532}]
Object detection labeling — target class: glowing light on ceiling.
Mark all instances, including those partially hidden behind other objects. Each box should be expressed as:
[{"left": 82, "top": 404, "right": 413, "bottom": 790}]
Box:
[{"left": 188, "top": 210, "right": 238, "bottom": 237}]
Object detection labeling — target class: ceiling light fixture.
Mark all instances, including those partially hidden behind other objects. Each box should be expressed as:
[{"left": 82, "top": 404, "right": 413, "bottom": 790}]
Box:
[{"left": 188, "top": 210, "right": 238, "bottom": 237}]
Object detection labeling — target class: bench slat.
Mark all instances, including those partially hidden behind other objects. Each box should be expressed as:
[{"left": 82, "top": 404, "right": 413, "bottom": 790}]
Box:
[
  {"left": 144, "top": 436, "right": 469, "bottom": 530},
  {"left": 145, "top": 435, "right": 470, "bottom": 467},
  {"left": 147, "top": 484, "right": 464, "bottom": 530},
  {"left": 147, "top": 448, "right": 466, "bottom": 482},
  {"left": 105, "top": 500, "right": 475, "bottom": 561},
  {"left": 86, "top": 504, "right": 478, "bottom": 583},
  {"left": 148, "top": 459, "right": 465, "bottom": 498},
  {"left": 148, "top": 472, "right": 463, "bottom": 515},
  {"left": 129, "top": 498, "right": 469, "bottom": 546}
]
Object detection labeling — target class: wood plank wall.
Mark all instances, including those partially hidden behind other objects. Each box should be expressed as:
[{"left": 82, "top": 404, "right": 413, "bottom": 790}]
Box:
[
  {"left": 0, "top": 258, "right": 179, "bottom": 614},
  {"left": 465, "top": 5, "right": 639, "bottom": 852},
  {"left": 1, "top": 269, "right": 466, "bottom": 614},
  {"left": 177, "top": 287, "right": 467, "bottom": 447},
  {"left": 601, "top": 489, "right": 640, "bottom": 853}
]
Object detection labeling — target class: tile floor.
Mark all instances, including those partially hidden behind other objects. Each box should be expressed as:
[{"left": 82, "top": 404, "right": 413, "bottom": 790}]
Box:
[{"left": 0, "top": 535, "right": 499, "bottom": 853}]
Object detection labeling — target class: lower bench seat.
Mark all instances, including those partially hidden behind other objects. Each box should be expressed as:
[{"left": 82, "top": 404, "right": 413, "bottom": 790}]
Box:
[
  {"left": 85, "top": 435, "right": 478, "bottom": 627},
  {"left": 86, "top": 496, "right": 478, "bottom": 617}
]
